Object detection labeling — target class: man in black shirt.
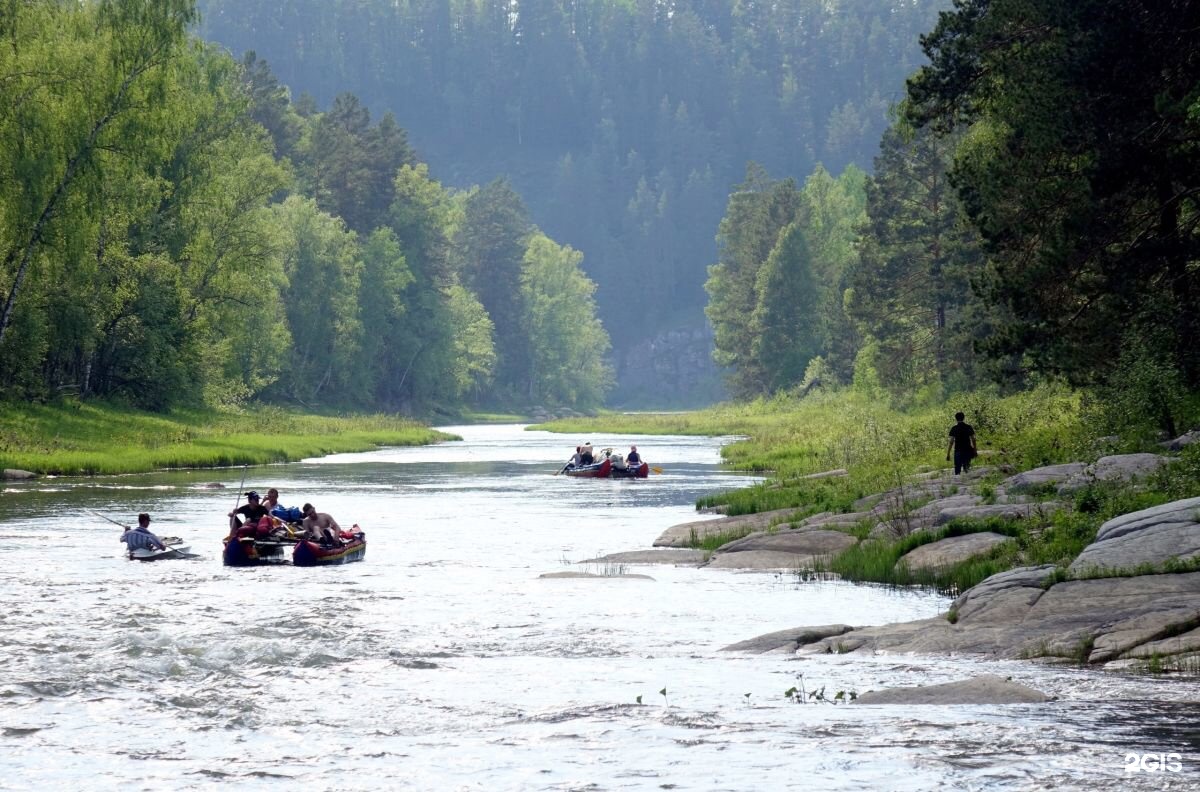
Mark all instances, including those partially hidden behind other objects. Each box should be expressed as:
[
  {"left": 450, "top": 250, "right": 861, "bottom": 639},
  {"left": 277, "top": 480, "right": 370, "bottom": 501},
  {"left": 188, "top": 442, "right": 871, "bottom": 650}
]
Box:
[
  {"left": 946, "top": 412, "right": 977, "bottom": 475},
  {"left": 229, "top": 490, "right": 270, "bottom": 529}
]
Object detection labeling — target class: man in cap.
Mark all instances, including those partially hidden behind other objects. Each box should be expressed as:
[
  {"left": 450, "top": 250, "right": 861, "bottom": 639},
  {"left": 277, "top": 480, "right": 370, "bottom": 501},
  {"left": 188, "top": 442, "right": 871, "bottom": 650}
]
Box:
[{"left": 228, "top": 490, "right": 270, "bottom": 529}]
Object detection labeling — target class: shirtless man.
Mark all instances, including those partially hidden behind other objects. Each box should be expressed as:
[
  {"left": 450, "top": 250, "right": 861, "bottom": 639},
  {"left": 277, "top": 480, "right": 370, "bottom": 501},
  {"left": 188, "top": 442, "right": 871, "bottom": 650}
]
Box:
[{"left": 301, "top": 503, "right": 341, "bottom": 543}]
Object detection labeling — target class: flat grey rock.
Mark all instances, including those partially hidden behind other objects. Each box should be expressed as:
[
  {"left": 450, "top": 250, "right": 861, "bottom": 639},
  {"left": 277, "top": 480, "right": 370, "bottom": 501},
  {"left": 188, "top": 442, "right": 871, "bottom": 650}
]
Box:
[
  {"left": 896, "top": 532, "right": 1012, "bottom": 573},
  {"left": 937, "top": 501, "right": 1064, "bottom": 524},
  {"left": 798, "top": 571, "right": 1200, "bottom": 663},
  {"left": 1068, "top": 497, "right": 1200, "bottom": 574},
  {"left": 853, "top": 675, "right": 1049, "bottom": 705},
  {"left": 721, "top": 624, "right": 855, "bottom": 654},
  {"left": 539, "top": 571, "right": 655, "bottom": 580},
  {"left": 799, "top": 468, "right": 847, "bottom": 480},
  {"left": 654, "top": 508, "right": 802, "bottom": 548},
  {"left": 2, "top": 469, "right": 36, "bottom": 480},
  {"left": 704, "top": 550, "right": 829, "bottom": 570},
  {"left": 1161, "top": 430, "right": 1200, "bottom": 451},
  {"left": 1002, "top": 463, "right": 1086, "bottom": 491},
  {"left": 577, "top": 549, "right": 706, "bottom": 565},
  {"left": 715, "top": 529, "right": 858, "bottom": 556},
  {"left": 1061, "top": 453, "right": 1174, "bottom": 492},
  {"left": 1094, "top": 496, "right": 1200, "bottom": 543}
]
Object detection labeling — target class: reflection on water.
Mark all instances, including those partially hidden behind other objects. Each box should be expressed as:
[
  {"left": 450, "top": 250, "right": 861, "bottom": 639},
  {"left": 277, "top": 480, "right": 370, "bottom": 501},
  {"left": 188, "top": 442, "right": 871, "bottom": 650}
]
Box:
[{"left": 0, "top": 424, "right": 1197, "bottom": 790}]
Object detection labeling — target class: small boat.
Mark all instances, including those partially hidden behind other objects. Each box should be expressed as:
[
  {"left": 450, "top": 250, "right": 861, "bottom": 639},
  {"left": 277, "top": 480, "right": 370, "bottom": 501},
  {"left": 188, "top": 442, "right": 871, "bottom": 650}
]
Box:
[
  {"left": 563, "top": 458, "right": 612, "bottom": 478},
  {"left": 223, "top": 535, "right": 297, "bottom": 566},
  {"left": 609, "top": 461, "right": 650, "bottom": 479},
  {"left": 293, "top": 531, "right": 367, "bottom": 566},
  {"left": 129, "top": 536, "right": 193, "bottom": 561}
]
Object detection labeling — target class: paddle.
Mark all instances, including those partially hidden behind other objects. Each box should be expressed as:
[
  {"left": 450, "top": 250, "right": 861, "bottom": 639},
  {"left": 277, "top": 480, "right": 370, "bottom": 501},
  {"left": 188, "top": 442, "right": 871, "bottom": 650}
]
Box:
[
  {"left": 651, "top": 466, "right": 664, "bottom": 475},
  {"left": 92, "top": 510, "right": 198, "bottom": 559},
  {"left": 553, "top": 463, "right": 570, "bottom": 476}
]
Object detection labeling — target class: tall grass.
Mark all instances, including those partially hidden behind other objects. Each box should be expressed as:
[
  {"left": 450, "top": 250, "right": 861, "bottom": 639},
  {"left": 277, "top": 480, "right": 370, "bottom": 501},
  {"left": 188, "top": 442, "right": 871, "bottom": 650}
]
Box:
[
  {"left": 540, "top": 384, "right": 1088, "bottom": 516},
  {"left": 0, "top": 401, "right": 453, "bottom": 474}
]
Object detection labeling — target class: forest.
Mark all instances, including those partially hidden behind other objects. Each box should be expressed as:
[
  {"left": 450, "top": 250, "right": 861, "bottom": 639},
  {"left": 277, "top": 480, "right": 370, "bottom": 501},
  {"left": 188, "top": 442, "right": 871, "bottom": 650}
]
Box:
[
  {"left": 3, "top": 0, "right": 1199, "bottom": 439},
  {"left": 0, "top": 0, "right": 612, "bottom": 414},
  {"left": 194, "top": 0, "right": 946, "bottom": 406}
]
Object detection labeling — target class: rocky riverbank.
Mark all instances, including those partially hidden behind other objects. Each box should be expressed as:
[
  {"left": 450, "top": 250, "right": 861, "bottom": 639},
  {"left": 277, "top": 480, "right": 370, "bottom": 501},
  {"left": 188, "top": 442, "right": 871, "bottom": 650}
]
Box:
[{"left": 592, "top": 448, "right": 1200, "bottom": 671}]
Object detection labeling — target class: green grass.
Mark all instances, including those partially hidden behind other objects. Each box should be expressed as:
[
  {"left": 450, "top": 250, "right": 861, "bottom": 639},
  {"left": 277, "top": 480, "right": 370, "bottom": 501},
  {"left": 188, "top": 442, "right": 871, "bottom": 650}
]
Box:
[
  {"left": 537, "top": 384, "right": 1090, "bottom": 517},
  {"left": 0, "top": 401, "right": 454, "bottom": 475}
]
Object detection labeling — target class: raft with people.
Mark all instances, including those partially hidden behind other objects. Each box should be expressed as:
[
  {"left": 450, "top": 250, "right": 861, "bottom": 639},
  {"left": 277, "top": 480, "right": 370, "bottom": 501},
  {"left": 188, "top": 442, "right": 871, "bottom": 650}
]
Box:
[
  {"left": 223, "top": 490, "right": 366, "bottom": 567},
  {"left": 563, "top": 457, "right": 613, "bottom": 477},
  {"left": 293, "top": 530, "right": 367, "bottom": 566},
  {"left": 559, "top": 445, "right": 653, "bottom": 478}
]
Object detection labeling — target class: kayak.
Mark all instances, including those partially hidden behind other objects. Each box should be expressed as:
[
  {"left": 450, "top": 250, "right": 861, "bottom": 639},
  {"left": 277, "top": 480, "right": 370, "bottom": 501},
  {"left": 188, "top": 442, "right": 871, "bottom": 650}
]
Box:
[
  {"left": 129, "top": 537, "right": 193, "bottom": 561},
  {"left": 563, "top": 458, "right": 612, "bottom": 478},
  {"left": 293, "top": 532, "right": 367, "bottom": 566}
]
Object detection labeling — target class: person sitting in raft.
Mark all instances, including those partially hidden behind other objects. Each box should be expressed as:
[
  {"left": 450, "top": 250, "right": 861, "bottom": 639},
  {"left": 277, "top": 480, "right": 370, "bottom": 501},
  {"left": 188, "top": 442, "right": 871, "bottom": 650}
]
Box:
[
  {"left": 579, "top": 443, "right": 595, "bottom": 466},
  {"left": 229, "top": 491, "right": 269, "bottom": 529},
  {"left": 120, "top": 513, "right": 166, "bottom": 553},
  {"left": 566, "top": 446, "right": 583, "bottom": 470},
  {"left": 626, "top": 445, "right": 642, "bottom": 467},
  {"left": 301, "top": 503, "right": 342, "bottom": 544},
  {"left": 261, "top": 488, "right": 281, "bottom": 511}
]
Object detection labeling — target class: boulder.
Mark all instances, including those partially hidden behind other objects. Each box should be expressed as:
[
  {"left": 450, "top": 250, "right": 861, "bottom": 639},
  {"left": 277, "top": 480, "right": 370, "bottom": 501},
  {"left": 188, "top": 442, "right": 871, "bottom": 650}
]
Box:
[
  {"left": 853, "top": 675, "right": 1050, "bottom": 705},
  {"left": 1120, "top": 625, "right": 1200, "bottom": 659},
  {"left": 1002, "top": 463, "right": 1087, "bottom": 492},
  {"left": 539, "top": 571, "right": 654, "bottom": 580},
  {"left": 1068, "top": 496, "right": 1200, "bottom": 574},
  {"left": 706, "top": 529, "right": 858, "bottom": 570},
  {"left": 2, "top": 469, "right": 36, "bottom": 480},
  {"left": 705, "top": 549, "right": 832, "bottom": 570},
  {"left": 1161, "top": 430, "right": 1200, "bottom": 452},
  {"left": 653, "top": 508, "right": 802, "bottom": 548},
  {"left": 721, "top": 624, "right": 854, "bottom": 654},
  {"left": 896, "top": 532, "right": 1012, "bottom": 573},
  {"left": 799, "top": 468, "right": 848, "bottom": 480},
  {"left": 577, "top": 549, "right": 706, "bottom": 565},
  {"left": 796, "top": 569, "right": 1200, "bottom": 664},
  {"left": 936, "top": 501, "right": 1065, "bottom": 525},
  {"left": 797, "top": 511, "right": 871, "bottom": 530},
  {"left": 1060, "top": 453, "right": 1173, "bottom": 493},
  {"left": 715, "top": 529, "right": 858, "bottom": 556}
]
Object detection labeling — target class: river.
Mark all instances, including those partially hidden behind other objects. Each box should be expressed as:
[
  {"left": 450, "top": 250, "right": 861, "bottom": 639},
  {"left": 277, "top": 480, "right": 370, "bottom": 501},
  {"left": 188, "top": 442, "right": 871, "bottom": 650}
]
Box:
[{"left": 1, "top": 424, "right": 1197, "bottom": 790}]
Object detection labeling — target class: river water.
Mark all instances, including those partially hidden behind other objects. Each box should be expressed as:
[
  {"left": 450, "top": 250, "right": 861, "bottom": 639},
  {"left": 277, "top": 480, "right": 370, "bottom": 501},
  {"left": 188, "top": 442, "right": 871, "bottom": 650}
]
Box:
[{"left": 1, "top": 424, "right": 1197, "bottom": 790}]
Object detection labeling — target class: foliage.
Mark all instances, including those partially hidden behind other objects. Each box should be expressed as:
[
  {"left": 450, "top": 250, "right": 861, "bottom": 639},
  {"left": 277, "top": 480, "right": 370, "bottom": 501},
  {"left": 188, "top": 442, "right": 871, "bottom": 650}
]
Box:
[
  {"left": 0, "top": 400, "right": 452, "bottom": 475},
  {"left": 706, "top": 163, "right": 866, "bottom": 398},
  {"left": 195, "top": 0, "right": 946, "bottom": 394},
  {"left": 906, "top": 0, "right": 1200, "bottom": 394},
  {"left": 520, "top": 234, "right": 613, "bottom": 408}
]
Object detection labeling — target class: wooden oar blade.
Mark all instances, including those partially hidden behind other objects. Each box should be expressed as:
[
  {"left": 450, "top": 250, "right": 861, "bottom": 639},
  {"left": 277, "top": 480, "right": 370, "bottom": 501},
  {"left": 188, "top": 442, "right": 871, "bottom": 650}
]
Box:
[{"left": 651, "top": 466, "right": 663, "bottom": 474}]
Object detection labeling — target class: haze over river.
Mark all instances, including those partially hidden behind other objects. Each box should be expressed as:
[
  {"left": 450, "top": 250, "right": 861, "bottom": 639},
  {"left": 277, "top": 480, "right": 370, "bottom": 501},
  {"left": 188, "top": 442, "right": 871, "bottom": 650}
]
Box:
[{"left": 1, "top": 425, "right": 1197, "bottom": 790}]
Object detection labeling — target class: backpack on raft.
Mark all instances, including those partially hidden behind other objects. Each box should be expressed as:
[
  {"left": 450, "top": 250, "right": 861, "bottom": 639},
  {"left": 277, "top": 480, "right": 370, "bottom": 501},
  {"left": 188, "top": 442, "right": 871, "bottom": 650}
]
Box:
[{"left": 270, "top": 505, "right": 304, "bottom": 523}]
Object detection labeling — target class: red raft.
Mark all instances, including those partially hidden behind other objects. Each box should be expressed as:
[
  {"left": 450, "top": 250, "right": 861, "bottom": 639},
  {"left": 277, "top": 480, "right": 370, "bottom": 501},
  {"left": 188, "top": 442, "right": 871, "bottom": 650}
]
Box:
[
  {"left": 293, "top": 531, "right": 367, "bottom": 566},
  {"left": 609, "top": 461, "right": 650, "bottom": 478},
  {"left": 563, "top": 458, "right": 612, "bottom": 477}
]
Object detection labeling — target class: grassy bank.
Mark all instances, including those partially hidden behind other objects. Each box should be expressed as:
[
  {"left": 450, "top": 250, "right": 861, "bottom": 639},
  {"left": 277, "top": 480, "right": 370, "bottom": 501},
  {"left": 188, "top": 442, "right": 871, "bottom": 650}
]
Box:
[
  {"left": 537, "top": 385, "right": 1200, "bottom": 591},
  {"left": 0, "top": 401, "right": 454, "bottom": 475},
  {"left": 540, "top": 384, "right": 1090, "bottom": 516}
]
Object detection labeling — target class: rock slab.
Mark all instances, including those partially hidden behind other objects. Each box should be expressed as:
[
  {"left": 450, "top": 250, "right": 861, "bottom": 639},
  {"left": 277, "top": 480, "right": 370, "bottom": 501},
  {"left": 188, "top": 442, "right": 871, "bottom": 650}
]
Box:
[
  {"left": 1068, "top": 497, "right": 1200, "bottom": 575},
  {"left": 853, "top": 675, "right": 1050, "bottom": 705},
  {"left": 896, "top": 532, "right": 1012, "bottom": 573}
]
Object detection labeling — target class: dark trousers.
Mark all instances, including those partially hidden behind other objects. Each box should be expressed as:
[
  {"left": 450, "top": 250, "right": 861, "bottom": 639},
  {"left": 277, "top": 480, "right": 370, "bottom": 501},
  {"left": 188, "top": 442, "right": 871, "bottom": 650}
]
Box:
[{"left": 954, "top": 451, "right": 972, "bottom": 475}]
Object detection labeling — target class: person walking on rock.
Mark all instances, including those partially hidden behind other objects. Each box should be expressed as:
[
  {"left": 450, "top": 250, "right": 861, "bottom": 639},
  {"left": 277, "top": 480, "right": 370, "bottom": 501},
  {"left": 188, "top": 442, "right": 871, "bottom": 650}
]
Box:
[{"left": 946, "top": 411, "right": 977, "bottom": 475}]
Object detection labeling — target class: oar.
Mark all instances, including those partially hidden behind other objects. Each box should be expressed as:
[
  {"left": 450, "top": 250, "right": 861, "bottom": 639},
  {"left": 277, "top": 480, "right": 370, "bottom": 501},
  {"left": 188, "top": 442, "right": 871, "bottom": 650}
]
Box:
[
  {"left": 651, "top": 466, "right": 664, "bottom": 474},
  {"left": 553, "top": 463, "right": 570, "bottom": 476},
  {"left": 92, "top": 510, "right": 198, "bottom": 559}
]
